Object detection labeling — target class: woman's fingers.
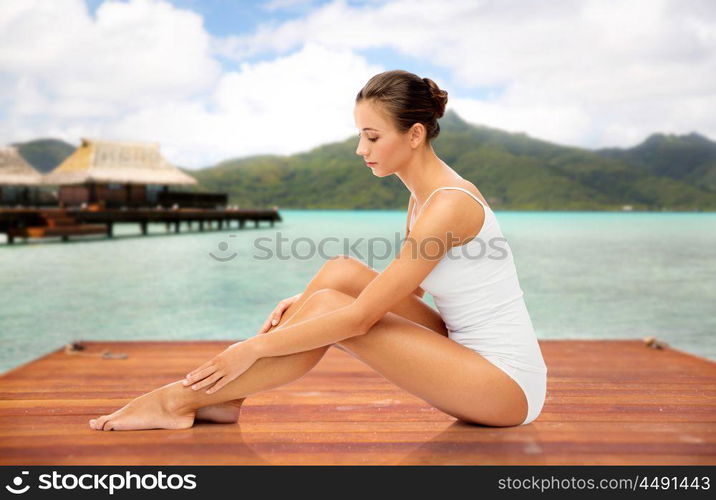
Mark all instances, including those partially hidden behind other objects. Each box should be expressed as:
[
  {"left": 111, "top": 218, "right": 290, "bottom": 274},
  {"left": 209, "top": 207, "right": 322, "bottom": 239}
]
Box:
[
  {"left": 206, "top": 377, "right": 228, "bottom": 394},
  {"left": 261, "top": 305, "right": 282, "bottom": 333},
  {"left": 192, "top": 371, "right": 222, "bottom": 391},
  {"left": 184, "top": 364, "right": 216, "bottom": 386},
  {"left": 260, "top": 295, "right": 300, "bottom": 334},
  {"left": 186, "top": 360, "right": 213, "bottom": 379},
  {"left": 260, "top": 315, "right": 275, "bottom": 334},
  {"left": 261, "top": 306, "right": 285, "bottom": 333},
  {"left": 274, "top": 300, "right": 293, "bottom": 323},
  {"left": 270, "top": 307, "right": 282, "bottom": 325}
]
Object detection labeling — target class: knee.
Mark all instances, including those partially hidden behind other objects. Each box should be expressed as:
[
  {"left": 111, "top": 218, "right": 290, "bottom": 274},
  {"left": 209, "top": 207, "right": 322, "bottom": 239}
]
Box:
[
  {"left": 323, "top": 254, "right": 366, "bottom": 274},
  {"left": 317, "top": 254, "right": 371, "bottom": 293}
]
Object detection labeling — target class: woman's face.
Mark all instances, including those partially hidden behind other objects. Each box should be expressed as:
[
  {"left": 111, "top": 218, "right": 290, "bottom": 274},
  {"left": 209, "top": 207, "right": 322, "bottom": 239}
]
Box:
[{"left": 353, "top": 100, "right": 414, "bottom": 177}]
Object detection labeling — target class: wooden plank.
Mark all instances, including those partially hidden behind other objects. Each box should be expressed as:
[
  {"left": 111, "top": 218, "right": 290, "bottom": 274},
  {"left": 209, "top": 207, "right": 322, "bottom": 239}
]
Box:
[
  {"left": 0, "top": 339, "right": 714, "bottom": 465},
  {"left": 0, "top": 208, "right": 283, "bottom": 243},
  {"left": 8, "top": 224, "right": 107, "bottom": 239}
]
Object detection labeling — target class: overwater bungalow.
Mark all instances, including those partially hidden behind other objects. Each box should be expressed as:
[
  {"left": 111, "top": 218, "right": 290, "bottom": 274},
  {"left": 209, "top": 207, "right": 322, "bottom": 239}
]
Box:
[
  {"left": 42, "top": 138, "right": 223, "bottom": 209},
  {"left": 1, "top": 139, "right": 279, "bottom": 244},
  {"left": 0, "top": 146, "right": 43, "bottom": 206}
]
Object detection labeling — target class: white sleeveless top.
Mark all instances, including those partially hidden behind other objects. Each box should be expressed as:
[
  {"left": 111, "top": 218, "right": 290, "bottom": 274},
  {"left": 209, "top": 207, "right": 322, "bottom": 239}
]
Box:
[{"left": 409, "top": 186, "right": 547, "bottom": 373}]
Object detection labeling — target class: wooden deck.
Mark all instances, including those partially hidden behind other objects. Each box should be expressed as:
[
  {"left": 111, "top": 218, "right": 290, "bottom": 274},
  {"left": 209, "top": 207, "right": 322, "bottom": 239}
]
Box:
[
  {"left": 0, "top": 207, "right": 282, "bottom": 244},
  {"left": 0, "top": 339, "right": 714, "bottom": 465},
  {"left": 5, "top": 208, "right": 108, "bottom": 243}
]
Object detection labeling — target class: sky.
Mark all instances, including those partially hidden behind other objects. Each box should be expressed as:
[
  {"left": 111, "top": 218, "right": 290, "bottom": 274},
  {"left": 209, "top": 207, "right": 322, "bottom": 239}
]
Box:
[{"left": 1, "top": 0, "right": 714, "bottom": 168}]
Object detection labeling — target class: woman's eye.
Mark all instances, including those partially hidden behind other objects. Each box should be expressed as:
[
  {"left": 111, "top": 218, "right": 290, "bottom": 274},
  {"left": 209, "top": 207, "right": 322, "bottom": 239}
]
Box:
[{"left": 368, "top": 137, "right": 378, "bottom": 142}]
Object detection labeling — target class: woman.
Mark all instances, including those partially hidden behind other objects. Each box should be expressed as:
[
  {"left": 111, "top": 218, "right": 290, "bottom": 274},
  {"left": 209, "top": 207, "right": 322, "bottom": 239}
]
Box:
[{"left": 89, "top": 70, "right": 547, "bottom": 431}]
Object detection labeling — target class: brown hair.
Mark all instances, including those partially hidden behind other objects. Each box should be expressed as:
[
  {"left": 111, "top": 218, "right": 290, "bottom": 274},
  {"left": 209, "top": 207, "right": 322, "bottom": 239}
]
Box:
[{"left": 355, "top": 69, "right": 448, "bottom": 143}]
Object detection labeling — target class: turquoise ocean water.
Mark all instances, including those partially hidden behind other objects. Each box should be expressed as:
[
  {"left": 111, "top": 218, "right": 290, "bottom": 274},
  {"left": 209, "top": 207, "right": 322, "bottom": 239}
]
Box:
[{"left": 1, "top": 210, "right": 714, "bottom": 374}]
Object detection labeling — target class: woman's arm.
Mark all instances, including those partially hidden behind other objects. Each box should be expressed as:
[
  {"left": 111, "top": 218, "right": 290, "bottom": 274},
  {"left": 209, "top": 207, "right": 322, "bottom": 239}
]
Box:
[
  {"left": 249, "top": 190, "right": 484, "bottom": 359},
  {"left": 248, "top": 301, "right": 366, "bottom": 358},
  {"left": 406, "top": 195, "right": 426, "bottom": 299}
]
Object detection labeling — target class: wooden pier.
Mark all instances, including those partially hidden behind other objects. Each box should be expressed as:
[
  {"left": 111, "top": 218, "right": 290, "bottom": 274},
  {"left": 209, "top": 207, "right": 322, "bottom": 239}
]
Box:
[
  {"left": 0, "top": 207, "right": 282, "bottom": 244},
  {"left": 0, "top": 339, "right": 714, "bottom": 465}
]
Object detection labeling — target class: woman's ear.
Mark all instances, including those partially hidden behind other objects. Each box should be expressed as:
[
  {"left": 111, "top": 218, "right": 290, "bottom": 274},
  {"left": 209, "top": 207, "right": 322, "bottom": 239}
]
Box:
[{"left": 408, "top": 123, "right": 426, "bottom": 149}]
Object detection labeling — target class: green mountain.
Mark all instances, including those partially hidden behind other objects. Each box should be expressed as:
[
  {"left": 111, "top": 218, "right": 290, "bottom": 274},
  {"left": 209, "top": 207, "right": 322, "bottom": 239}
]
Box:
[
  {"left": 12, "top": 138, "right": 76, "bottom": 174},
  {"left": 10, "top": 112, "right": 716, "bottom": 210},
  {"left": 191, "top": 110, "right": 716, "bottom": 210},
  {"left": 596, "top": 132, "right": 716, "bottom": 191}
]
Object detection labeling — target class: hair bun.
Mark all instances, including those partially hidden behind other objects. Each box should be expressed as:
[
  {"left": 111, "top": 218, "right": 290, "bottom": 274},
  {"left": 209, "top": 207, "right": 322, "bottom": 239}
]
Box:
[
  {"left": 422, "top": 77, "right": 448, "bottom": 118},
  {"left": 356, "top": 70, "right": 447, "bottom": 142}
]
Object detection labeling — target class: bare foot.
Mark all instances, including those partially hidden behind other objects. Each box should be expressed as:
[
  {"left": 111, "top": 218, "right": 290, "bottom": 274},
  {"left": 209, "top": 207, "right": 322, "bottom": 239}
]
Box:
[
  {"left": 195, "top": 399, "right": 245, "bottom": 424},
  {"left": 88, "top": 382, "right": 195, "bottom": 431}
]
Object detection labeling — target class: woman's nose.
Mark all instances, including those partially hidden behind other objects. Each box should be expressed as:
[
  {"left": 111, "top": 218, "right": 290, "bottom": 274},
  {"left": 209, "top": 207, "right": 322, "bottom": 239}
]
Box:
[{"left": 356, "top": 143, "right": 368, "bottom": 156}]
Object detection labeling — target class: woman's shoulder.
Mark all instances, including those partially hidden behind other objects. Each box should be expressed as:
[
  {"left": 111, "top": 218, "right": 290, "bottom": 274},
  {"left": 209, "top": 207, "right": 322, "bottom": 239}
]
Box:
[
  {"left": 433, "top": 180, "right": 491, "bottom": 210},
  {"left": 421, "top": 184, "right": 488, "bottom": 244}
]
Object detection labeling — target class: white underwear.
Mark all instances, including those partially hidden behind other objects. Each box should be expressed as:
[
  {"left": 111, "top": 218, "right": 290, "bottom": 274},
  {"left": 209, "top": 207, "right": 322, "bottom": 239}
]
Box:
[{"left": 481, "top": 354, "right": 547, "bottom": 425}]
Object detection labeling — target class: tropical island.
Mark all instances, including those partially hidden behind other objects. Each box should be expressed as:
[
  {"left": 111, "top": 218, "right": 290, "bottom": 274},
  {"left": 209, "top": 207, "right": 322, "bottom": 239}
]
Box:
[{"left": 11, "top": 110, "right": 716, "bottom": 211}]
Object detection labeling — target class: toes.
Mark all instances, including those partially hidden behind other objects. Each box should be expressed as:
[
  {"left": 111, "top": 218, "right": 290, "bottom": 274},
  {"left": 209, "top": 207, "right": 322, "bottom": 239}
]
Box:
[
  {"left": 95, "top": 416, "right": 109, "bottom": 430},
  {"left": 104, "top": 421, "right": 114, "bottom": 431}
]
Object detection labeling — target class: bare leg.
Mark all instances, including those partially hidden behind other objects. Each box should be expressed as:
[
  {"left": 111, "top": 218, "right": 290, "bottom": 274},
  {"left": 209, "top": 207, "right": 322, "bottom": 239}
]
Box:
[
  {"left": 310, "top": 290, "right": 530, "bottom": 426},
  {"left": 88, "top": 290, "right": 336, "bottom": 431},
  {"left": 89, "top": 285, "right": 528, "bottom": 431},
  {"left": 193, "top": 395, "right": 245, "bottom": 423},
  {"left": 89, "top": 256, "right": 452, "bottom": 431},
  {"left": 194, "top": 254, "right": 441, "bottom": 423},
  {"left": 186, "top": 288, "right": 527, "bottom": 427}
]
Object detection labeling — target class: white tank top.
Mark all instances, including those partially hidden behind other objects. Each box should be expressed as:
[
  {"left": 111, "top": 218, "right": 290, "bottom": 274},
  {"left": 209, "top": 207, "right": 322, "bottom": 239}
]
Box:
[{"left": 409, "top": 186, "right": 547, "bottom": 373}]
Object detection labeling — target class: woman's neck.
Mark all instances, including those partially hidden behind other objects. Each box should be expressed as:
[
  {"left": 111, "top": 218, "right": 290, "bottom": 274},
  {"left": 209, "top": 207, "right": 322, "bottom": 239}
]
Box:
[{"left": 396, "top": 145, "right": 458, "bottom": 206}]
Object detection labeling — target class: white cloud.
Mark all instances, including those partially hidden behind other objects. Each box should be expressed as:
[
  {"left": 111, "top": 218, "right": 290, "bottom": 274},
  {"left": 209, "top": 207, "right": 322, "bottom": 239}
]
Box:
[
  {"left": 0, "top": 0, "right": 381, "bottom": 167},
  {"left": 1, "top": 0, "right": 715, "bottom": 167},
  {"left": 0, "top": 0, "right": 219, "bottom": 107},
  {"left": 449, "top": 93, "right": 594, "bottom": 148},
  {"left": 262, "top": 0, "right": 322, "bottom": 12},
  {"left": 108, "top": 41, "right": 383, "bottom": 166},
  {"left": 216, "top": 0, "right": 716, "bottom": 149},
  {"left": 0, "top": 0, "right": 220, "bottom": 154}
]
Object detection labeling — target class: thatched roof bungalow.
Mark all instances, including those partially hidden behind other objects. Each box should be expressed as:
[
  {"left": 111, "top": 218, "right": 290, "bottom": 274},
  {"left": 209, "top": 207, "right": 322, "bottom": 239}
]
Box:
[
  {"left": 43, "top": 139, "right": 198, "bottom": 208},
  {"left": 44, "top": 138, "right": 196, "bottom": 186},
  {"left": 0, "top": 146, "right": 43, "bottom": 186},
  {"left": 0, "top": 146, "right": 43, "bottom": 205}
]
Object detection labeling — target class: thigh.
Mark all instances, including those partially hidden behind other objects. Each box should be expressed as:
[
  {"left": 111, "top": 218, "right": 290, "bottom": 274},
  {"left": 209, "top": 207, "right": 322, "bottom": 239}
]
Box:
[
  {"left": 300, "top": 289, "right": 528, "bottom": 426},
  {"left": 307, "top": 255, "right": 448, "bottom": 336}
]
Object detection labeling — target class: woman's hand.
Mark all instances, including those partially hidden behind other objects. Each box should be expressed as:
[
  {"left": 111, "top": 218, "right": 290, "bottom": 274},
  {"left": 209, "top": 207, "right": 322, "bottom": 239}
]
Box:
[
  {"left": 259, "top": 293, "right": 302, "bottom": 333},
  {"left": 182, "top": 340, "right": 260, "bottom": 394}
]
